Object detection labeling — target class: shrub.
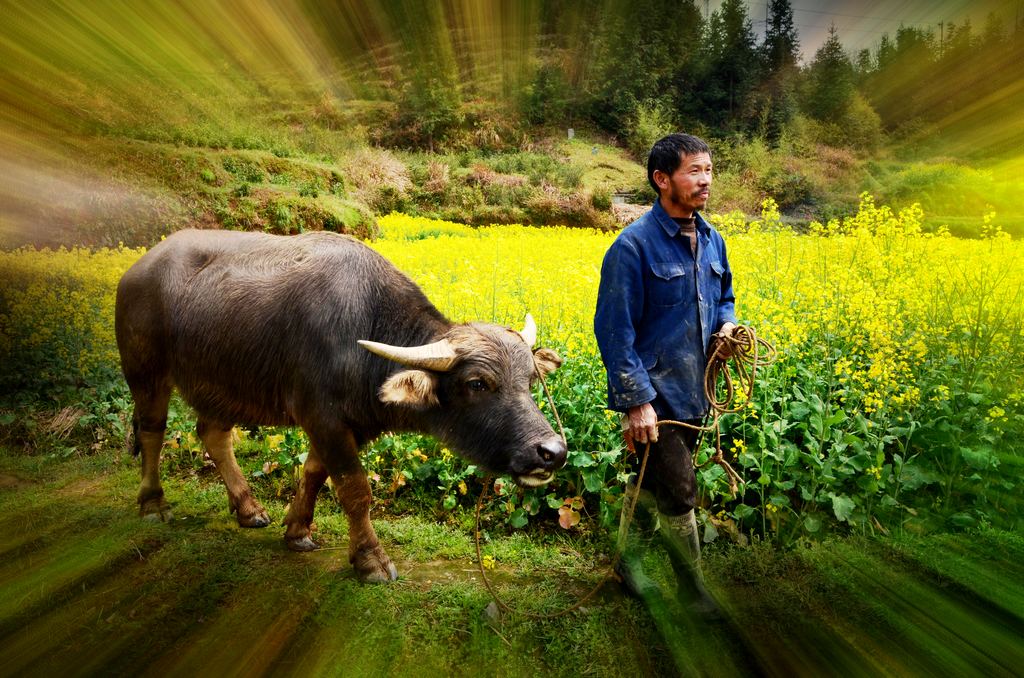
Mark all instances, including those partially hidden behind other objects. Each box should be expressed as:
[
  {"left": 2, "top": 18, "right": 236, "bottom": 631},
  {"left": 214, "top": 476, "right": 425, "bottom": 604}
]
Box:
[
  {"left": 468, "top": 205, "right": 529, "bottom": 226},
  {"left": 387, "top": 74, "right": 465, "bottom": 151},
  {"left": 343, "top": 148, "right": 413, "bottom": 213},
  {"left": 590, "top": 189, "right": 613, "bottom": 212},
  {"left": 625, "top": 100, "right": 676, "bottom": 161},
  {"left": 221, "top": 155, "right": 265, "bottom": 183}
]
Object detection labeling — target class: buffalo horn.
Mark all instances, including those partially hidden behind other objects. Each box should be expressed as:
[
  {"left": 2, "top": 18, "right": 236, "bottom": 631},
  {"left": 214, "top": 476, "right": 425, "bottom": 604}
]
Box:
[
  {"left": 358, "top": 339, "right": 457, "bottom": 371},
  {"left": 518, "top": 314, "right": 537, "bottom": 348}
]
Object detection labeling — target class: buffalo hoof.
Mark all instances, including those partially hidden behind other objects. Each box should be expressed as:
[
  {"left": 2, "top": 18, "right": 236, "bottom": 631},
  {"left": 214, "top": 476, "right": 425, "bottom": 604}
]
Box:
[
  {"left": 237, "top": 510, "right": 271, "bottom": 528},
  {"left": 286, "top": 535, "right": 320, "bottom": 552},
  {"left": 353, "top": 545, "right": 399, "bottom": 583},
  {"left": 140, "top": 498, "right": 173, "bottom": 523}
]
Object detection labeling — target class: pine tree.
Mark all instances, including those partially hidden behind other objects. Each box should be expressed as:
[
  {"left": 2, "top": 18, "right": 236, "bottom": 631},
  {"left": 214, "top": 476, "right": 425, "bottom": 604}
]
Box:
[
  {"left": 586, "top": 0, "right": 693, "bottom": 134},
  {"left": 757, "top": 0, "right": 800, "bottom": 141},
  {"left": 694, "top": 0, "right": 759, "bottom": 131},
  {"left": 804, "top": 24, "right": 854, "bottom": 124},
  {"left": 763, "top": 0, "right": 799, "bottom": 72},
  {"left": 854, "top": 48, "right": 873, "bottom": 83}
]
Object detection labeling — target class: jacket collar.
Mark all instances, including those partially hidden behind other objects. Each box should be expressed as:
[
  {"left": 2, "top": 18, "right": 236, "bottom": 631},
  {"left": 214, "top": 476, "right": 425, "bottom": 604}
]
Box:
[{"left": 652, "top": 199, "right": 711, "bottom": 238}]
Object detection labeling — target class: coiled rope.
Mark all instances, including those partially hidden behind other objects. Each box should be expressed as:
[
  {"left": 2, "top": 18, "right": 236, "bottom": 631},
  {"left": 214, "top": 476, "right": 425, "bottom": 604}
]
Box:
[{"left": 475, "top": 325, "right": 775, "bottom": 619}]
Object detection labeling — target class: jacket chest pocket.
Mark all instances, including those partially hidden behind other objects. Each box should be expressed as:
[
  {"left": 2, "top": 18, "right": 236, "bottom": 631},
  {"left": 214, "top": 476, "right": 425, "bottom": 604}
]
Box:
[
  {"left": 648, "top": 262, "right": 689, "bottom": 308},
  {"left": 705, "top": 259, "right": 724, "bottom": 303}
]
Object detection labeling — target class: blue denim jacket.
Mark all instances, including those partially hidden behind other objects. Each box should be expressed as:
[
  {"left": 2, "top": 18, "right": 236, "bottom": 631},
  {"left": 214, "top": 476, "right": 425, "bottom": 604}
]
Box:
[{"left": 594, "top": 200, "right": 737, "bottom": 421}]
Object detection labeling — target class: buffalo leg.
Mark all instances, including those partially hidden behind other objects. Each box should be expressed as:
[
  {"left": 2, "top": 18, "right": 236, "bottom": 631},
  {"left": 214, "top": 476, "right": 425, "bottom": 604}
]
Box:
[
  {"left": 283, "top": 450, "right": 328, "bottom": 551},
  {"left": 332, "top": 464, "right": 397, "bottom": 582},
  {"left": 131, "top": 383, "right": 173, "bottom": 522},
  {"left": 197, "top": 419, "right": 270, "bottom": 528},
  {"left": 307, "top": 427, "right": 397, "bottom": 582}
]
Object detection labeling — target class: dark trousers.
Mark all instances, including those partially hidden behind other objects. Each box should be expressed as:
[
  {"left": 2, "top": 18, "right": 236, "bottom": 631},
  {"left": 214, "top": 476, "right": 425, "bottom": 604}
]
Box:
[{"left": 628, "top": 419, "right": 702, "bottom": 516}]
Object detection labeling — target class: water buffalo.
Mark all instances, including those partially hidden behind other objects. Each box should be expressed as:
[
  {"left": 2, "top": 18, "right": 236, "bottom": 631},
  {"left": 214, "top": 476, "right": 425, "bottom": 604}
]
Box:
[{"left": 115, "top": 229, "right": 566, "bottom": 582}]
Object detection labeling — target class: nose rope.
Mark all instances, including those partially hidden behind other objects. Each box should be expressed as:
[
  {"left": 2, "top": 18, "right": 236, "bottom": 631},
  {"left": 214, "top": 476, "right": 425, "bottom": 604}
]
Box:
[
  {"left": 475, "top": 325, "right": 775, "bottom": 619},
  {"left": 532, "top": 352, "right": 567, "bottom": 449}
]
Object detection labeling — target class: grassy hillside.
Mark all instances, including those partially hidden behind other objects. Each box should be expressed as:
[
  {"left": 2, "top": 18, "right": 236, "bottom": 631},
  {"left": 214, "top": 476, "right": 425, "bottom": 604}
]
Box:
[{"left": 7, "top": 121, "right": 1021, "bottom": 250}]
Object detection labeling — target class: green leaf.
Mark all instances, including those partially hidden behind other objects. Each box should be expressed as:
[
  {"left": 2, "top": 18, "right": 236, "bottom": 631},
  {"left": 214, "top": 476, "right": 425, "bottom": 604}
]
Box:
[
  {"left": 960, "top": 446, "right": 995, "bottom": 470},
  {"left": 758, "top": 472, "right": 771, "bottom": 486},
  {"left": 899, "top": 463, "right": 937, "bottom": 490},
  {"left": 949, "top": 512, "right": 976, "bottom": 528},
  {"left": 413, "top": 462, "right": 435, "bottom": 481},
  {"left": 442, "top": 494, "right": 457, "bottom": 510},
  {"left": 733, "top": 503, "right": 755, "bottom": 519},
  {"left": 856, "top": 477, "right": 878, "bottom": 494},
  {"left": 523, "top": 495, "right": 540, "bottom": 515},
  {"left": 567, "top": 448, "right": 597, "bottom": 468},
  {"left": 831, "top": 494, "right": 855, "bottom": 522},
  {"left": 825, "top": 411, "right": 847, "bottom": 427},
  {"left": 582, "top": 468, "right": 605, "bottom": 493},
  {"left": 703, "top": 521, "right": 719, "bottom": 543},
  {"left": 803, "top": 515, "right": 822, "bottom": 533},
  {"left": 849, "top": 452, "right": 871, "bottom": 471},
  {"left": 788, "top": 402, "right": 811, "bottom": 420},
  {"left": 509, "top": 508, "right": 528, "bottom": 528}
]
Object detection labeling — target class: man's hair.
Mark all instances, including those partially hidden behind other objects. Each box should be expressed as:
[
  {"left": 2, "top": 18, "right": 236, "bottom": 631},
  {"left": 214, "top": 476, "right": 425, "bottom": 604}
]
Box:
[{"left": 647, "top": 133, "right": 712, "bottom": 194}]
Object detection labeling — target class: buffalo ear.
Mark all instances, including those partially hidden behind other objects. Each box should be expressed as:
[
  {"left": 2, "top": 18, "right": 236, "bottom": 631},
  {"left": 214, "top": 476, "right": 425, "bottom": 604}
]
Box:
[
  {"left": 533, "top": 348, "right": 562, "bottom": 376},
  {"left": 379, "top": 370, "right": 439, "bottom": 408}
]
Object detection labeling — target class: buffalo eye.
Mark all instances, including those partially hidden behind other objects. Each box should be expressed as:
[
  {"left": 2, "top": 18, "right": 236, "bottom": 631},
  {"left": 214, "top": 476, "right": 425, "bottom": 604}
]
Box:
[{"left": 467, "top": 378, "right": 489, "bottom": 392}]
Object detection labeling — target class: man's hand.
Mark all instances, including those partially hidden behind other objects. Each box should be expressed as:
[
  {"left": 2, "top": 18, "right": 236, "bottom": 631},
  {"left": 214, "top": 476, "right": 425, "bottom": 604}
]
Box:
[
  {"left": 626, "top": 402, "right": 659, "bottom": 446},
  {"left": 712, "top": 322, "right": 737, "bottom": 359}
]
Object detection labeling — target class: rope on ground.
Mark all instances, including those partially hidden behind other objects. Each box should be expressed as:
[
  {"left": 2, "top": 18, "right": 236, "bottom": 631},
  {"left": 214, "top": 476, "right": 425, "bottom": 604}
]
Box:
[{"left": 474, "top": 324, "right": 775, "bottom": 618}]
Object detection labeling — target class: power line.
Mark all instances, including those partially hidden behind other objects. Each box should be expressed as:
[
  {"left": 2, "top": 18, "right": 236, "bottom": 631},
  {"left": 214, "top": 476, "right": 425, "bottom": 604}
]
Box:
[
  {"left": 742, "top": 1, "right": 957, "bottom": 30},
  {"left": 792, "top": 22, "right": 933, "bottom": 36}
]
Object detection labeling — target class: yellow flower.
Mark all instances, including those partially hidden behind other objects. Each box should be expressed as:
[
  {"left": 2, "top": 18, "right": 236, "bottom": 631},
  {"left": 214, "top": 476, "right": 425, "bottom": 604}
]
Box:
[{"left": 481, "top": 555, "right": 496, "bottom": 570}]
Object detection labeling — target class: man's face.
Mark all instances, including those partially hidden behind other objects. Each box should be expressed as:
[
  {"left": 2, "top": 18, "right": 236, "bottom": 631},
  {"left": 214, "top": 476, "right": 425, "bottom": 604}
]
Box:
[{"left": 656, "top": 152, "right": 712, "bottom": 216}]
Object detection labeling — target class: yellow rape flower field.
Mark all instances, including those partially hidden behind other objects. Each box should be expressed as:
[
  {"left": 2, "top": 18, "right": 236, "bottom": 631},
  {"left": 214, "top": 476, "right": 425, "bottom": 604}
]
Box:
[{"left": 1, "top": 195, "right": 1021, "bottom": 542}]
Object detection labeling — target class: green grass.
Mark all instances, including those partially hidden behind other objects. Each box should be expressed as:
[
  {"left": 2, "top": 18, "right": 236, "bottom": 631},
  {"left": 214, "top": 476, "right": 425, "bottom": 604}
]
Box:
[
  {"left": 2, "top": 445, "right": 1023, "bottom": 676},
  {"left": 558, "top": 137, "right": 646, "bottom": 195}
]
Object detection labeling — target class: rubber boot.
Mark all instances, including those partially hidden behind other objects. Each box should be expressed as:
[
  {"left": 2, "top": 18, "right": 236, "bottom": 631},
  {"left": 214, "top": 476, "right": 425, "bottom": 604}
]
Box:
[
  {"left": 614, "top": 479, "right": 662, "bottom": 601},
  {"left": 661, "top": 509, "right": 722, "bottom": 620}
]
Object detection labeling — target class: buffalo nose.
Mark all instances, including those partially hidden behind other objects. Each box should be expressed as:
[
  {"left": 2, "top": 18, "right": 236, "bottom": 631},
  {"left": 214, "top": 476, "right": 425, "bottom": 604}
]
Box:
[{"left": 538, "top": 439, "right": 567, "bottom": 470}]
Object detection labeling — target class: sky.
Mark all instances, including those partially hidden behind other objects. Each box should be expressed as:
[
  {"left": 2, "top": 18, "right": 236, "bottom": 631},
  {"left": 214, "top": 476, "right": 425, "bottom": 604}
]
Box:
[{"left": 709, "top": 0, "right": 1021, "bottom": 61}]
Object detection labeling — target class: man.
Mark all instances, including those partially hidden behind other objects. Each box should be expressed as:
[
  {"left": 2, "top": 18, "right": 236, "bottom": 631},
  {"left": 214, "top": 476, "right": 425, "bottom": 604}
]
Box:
[{"left": 594, "top": 133, "right": 736, "bottom": 617}]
